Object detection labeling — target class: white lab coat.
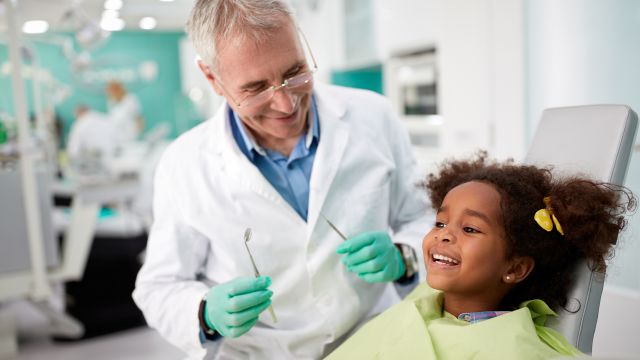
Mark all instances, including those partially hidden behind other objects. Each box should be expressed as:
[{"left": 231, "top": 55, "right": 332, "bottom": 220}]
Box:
[
  {"left": 66, "top": 110, "right": 116, "bottom": 160},
  {"left": 108, "top": 94, "right": 141, "bottom": 144},
  {"left": 133, "top": 83, "right": 430, "bottom": 359}
]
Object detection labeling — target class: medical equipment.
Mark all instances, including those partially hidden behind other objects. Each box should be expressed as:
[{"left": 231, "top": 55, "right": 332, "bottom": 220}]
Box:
[
  {"left": 0, "top": 2, "right": 149, "bottom": 351},
  {"left": 243, "top": 228, "right": 277, "bottom": 323},
  {"left": 525, "top": 104, "right": 637, "bottom": 353},
  {"left": 321, "top": 214, "right": 347, "bottom": 241},
  {"left": 384, "top": 49, "right": 442, "bottom": 175},
  {"left": 0, "top": 4, "right": 79, "bottom": 355}
]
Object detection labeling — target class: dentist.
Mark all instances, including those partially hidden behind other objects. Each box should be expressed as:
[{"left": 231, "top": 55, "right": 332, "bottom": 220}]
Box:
[{"left": 133, "top": 0, "right": 428, "bottom": 358}]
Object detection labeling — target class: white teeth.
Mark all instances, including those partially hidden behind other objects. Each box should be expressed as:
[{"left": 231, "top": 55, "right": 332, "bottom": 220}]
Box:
[{"left": 432, "top": 253, "right": 460, "bottom": 265}]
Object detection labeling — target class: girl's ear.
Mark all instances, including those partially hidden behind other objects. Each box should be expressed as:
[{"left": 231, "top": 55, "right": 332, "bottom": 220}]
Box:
[{"left": 503, "top": 256, "right": 534, "bottom": 284}]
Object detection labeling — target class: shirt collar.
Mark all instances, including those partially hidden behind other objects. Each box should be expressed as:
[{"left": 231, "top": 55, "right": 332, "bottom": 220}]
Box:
[
  {"left": 230, "top": 94, "right": 320, "bottom": 159},
  {"left": 457, "top": 310, "right": 510, "bottom": 324}
]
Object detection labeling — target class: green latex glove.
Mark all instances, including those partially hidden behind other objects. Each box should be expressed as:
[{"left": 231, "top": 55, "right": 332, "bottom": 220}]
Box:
[
  {"left": 204, "top": 276, "right": 273, "bottom": 338},
  {"left": 336, "top": 231, "right": 405, "bottom": 283}
]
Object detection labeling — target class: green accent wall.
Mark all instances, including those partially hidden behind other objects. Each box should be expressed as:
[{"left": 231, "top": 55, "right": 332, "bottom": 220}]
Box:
[
  {"left": 0, "top": 31, "right": 192, "bottom": 142},
  {"left": 330, "top": 64, "right": 384, "bottom": 94}
]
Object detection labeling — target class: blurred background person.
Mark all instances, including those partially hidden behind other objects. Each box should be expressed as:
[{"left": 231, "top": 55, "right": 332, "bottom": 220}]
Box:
[
  {"left": 105, "top": 80, "right": 143, "bottom": 145},
  {"left": 66, "top": 104, "right": 115, "bottom": 162}
]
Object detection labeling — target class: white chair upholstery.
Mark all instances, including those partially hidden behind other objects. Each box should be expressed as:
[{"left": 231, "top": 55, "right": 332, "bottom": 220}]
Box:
[{"left": 524, "top": 104, "right": 638, "bottom": 353}]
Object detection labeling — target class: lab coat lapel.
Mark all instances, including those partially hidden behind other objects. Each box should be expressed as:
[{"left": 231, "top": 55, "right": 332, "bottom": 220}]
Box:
[
  {"left": 208, "top": 105, "right": 294, "bottom": 214},
  {"left": 307, "top": 85, "right": 349, "bottom": 233}
]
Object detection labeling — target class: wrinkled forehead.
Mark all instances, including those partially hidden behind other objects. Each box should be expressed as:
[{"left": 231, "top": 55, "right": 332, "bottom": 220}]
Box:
[
  {"left": 214, "top": 15, "right": 300, "bottom": 66},
  {"left": 215, "top": 23, "right": 305, "bottom": 79}
]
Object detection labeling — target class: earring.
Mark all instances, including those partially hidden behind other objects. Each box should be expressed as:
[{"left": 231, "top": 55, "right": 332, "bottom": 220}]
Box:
[{"left": 505, "top": 275, "right": 512, "bottom": 281}]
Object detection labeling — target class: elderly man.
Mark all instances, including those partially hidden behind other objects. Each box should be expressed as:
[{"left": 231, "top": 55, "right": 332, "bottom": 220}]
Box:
[{"left": 133, "top": 0, "right": 429, "bottom": 358}]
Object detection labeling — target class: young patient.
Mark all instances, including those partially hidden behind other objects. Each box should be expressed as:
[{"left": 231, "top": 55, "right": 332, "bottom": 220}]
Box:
[{"left": 326, "top": 153, "right": 635, "bottom": 360}]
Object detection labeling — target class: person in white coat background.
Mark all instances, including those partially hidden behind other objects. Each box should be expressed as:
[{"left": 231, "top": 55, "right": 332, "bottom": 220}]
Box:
[
  {"left": 66, "top": 104, "right": 116, "bottom": 161},
  {"left": 133, "top": 0, "right": 430, "bottom": 358},
  {"left": 105, "top": 80, "right": 143, "bottom": 145}
]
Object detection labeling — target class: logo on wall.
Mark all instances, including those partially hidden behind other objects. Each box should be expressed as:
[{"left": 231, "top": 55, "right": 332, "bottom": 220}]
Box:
[{"left": 76, "top": 60, "right": 158, "bottom": 87}]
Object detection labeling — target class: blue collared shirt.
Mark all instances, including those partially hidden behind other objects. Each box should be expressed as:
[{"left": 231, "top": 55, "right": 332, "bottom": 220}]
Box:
[
  {"left": 229, "top": 96, "right": 320, "bottom": 221},
  {"left": 457, "top": 310, "right": 510, "bottom": 324}
]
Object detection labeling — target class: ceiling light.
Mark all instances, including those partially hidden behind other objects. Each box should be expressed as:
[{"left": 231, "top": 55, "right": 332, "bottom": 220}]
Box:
[
  {"left": 22, "top": 20, "right": 49, "bottom": 34},
  {"left": 100, "top": 17, "right": 125, "bottom": 31},
  {"left": 159, "top": 0, "right": 175, "bottom": 2},
  {"left": 104, "top": 0, "right": 124, "bottom": 11},
  {"left": 139, "top": 17, "right": 157, "bottom": 30}
]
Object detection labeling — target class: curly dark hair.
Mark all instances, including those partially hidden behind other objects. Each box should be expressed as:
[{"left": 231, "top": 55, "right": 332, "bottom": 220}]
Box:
[{"left": 422, "top": 151, "right": 635, "bottom": 311}]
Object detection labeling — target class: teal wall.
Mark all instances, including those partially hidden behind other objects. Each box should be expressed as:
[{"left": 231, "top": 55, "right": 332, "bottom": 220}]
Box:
[
  {"left": 330, "top": 64, "right": 384, "bottom": 95},
  {"left": 0, "top": 31, "right": 195, "bottom": 142}
]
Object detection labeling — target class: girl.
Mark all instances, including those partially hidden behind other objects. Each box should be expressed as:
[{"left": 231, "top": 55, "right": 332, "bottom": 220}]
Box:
[{"left": 327, "top": 153, "right": 635, "bottom": 360}]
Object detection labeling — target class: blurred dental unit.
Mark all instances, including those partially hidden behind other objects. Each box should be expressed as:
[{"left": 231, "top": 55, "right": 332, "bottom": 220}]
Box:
[
  {"left": 0, "top": 0, "right": 179, "bottom": 356},
  {"left": 1, "top": 0, "right": 640, "bottom": 359}
]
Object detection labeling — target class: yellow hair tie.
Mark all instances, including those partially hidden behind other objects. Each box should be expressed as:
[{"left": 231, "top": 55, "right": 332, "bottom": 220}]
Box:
[{"left": 534, "top": 196, "right": 565, "bottom": 235}]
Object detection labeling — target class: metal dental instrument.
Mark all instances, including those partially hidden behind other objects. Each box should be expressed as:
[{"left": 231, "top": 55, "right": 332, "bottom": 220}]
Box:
[
  {"left": 243, "top": 228, "right": 277, "bottom": 323},
  {"left": 321, "top": 213, "right": 347, "bottom": 241}
]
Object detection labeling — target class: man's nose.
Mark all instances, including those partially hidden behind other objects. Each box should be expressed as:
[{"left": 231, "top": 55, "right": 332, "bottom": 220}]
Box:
[{"left": 269, "top": 87, "right": 296, "bottom": 113}]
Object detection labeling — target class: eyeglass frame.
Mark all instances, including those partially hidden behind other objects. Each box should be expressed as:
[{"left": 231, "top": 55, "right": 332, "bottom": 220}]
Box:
[{"left": 211, "top": 29, "right": 318, "bottom": 109}]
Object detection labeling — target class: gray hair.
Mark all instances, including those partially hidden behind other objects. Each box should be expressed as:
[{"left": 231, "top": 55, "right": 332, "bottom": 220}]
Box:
[{"left": 186, "top": 0, "right": 296, "bottom": 69}]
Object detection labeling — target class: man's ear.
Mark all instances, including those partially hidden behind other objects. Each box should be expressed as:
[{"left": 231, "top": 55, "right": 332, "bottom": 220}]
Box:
[
  {"left": 503, "top": 256, "right": 534, "bottom": 284},
  {"left": 197, "top": 59, "right": 224, "bottom": 96}
]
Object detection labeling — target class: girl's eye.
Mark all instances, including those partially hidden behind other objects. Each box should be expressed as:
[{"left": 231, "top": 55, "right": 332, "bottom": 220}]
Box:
[
  {"left": 463, "top": 227, "right": 480, "bottom": 234},
  {"left": 435, "top": 221, "right": 446, "bottom": 228}
]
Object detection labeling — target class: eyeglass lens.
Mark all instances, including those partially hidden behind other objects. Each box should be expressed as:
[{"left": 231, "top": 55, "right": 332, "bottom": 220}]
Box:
[{"left": 242, "top": 71, "right": 314, "bottom": 107}]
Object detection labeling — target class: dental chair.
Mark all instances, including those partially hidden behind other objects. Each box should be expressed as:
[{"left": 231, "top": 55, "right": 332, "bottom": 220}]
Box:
[{"left": 524, "top": 104, "right": 638, "bottom": 353}]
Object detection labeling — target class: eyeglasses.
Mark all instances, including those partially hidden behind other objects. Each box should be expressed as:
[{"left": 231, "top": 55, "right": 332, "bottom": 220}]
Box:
[{"left": 216, "top": 29, "right": 318, "bottom": 109}]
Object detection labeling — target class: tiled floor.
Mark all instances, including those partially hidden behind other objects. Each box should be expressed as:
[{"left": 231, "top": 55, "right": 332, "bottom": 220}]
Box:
[{"left": 8, "top": 327, "right": 185, "bottom": 360}]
